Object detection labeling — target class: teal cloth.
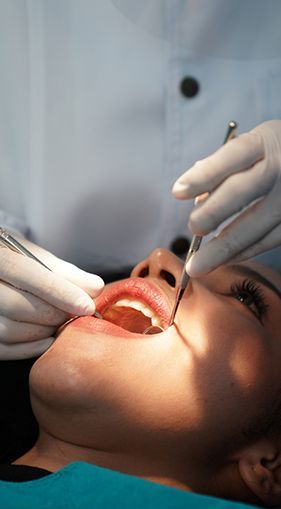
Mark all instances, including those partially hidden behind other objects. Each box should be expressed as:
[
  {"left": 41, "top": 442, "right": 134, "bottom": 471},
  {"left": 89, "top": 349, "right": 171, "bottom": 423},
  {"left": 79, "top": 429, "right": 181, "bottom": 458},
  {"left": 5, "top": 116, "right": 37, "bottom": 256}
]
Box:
[{"left": 0, "top": 461, "right": 262, "bottom": 509}]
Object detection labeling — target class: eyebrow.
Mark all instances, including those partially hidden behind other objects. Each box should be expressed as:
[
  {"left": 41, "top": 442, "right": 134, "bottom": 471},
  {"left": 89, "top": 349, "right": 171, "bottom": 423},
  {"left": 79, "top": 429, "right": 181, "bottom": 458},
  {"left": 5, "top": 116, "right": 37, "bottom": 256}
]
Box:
[{"left": 228, "top": 264, "right": 281, "bottom": 300}]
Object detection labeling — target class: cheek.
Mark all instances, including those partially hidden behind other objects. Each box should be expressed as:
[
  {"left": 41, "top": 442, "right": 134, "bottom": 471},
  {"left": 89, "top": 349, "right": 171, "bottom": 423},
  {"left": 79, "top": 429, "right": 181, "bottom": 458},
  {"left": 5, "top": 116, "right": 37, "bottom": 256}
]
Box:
[
  {"left": 177, "top": 295, "right": 271, "bottom": 420},
  {"left": 229, "top": 334, "right": 268, "bottom": 389}
]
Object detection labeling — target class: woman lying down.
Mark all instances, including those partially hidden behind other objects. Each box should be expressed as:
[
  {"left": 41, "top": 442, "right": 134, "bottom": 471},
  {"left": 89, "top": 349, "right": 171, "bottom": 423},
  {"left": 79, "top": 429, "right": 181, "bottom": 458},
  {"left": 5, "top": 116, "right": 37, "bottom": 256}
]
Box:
[{"left": 7, "top": 249, "right": 281, "bottom": 506}]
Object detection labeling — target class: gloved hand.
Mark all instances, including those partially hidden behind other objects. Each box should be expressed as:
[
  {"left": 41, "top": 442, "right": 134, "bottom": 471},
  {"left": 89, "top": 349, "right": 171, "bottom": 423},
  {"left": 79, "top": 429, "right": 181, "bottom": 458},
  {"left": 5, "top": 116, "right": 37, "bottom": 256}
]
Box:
[
  {"left": 172, "top": 120, "right": 281, "bottom": 276},
  {"left": 0, "top": 236, "right": 104, "bottom": 359}
]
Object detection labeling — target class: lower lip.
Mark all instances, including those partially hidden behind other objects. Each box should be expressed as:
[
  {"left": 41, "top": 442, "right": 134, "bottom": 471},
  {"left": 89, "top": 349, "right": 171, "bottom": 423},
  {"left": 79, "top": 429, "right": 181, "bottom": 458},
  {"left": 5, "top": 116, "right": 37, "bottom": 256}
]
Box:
[{"left": 68, "top": 316, "right": 144, "bottom": 338}]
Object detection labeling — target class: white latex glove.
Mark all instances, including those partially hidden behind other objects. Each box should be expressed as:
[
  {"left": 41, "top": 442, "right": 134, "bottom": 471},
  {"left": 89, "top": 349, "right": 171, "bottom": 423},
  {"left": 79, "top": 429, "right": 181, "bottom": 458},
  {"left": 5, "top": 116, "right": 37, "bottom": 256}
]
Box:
[
  {"left": 172, "top": 120, "right": 281, "bottom": 276},
  {"left": 0, "top": 236, "right": 104, "bottom": 359}
]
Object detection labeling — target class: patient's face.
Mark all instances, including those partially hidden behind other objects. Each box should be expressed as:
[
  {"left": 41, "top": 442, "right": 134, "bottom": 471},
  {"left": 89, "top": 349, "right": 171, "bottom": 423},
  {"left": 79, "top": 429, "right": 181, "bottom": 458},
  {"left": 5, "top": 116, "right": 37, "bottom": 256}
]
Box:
[{"left": 30, "top": 249, "right": 281, "bottom": 463}]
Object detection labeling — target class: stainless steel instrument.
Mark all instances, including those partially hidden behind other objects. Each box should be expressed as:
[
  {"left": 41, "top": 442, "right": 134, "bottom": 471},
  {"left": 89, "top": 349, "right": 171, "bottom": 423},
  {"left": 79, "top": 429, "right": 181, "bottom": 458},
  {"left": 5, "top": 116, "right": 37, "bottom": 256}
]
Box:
[{"left": 168, "top": 120, "right": 238, "bottom": 327}]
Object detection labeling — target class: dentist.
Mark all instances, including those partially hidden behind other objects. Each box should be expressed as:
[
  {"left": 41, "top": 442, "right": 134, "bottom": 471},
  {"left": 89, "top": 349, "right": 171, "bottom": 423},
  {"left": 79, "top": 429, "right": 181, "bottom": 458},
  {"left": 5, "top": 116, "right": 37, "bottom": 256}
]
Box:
[{"left": 0, "top": 1, "right": 281, "bottom": 359}]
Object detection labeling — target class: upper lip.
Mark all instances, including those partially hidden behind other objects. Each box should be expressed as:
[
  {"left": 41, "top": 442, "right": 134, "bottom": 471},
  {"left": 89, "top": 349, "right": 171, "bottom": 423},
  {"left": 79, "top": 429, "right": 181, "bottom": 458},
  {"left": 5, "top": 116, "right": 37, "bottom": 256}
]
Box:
[{"left": 95, "top": 277, "right": 172, "bottom": 324}]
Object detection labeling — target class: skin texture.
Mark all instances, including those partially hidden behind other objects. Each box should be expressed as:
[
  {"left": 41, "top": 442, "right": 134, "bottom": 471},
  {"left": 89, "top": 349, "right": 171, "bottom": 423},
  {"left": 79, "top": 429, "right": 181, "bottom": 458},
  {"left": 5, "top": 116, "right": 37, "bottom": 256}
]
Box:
[{"left": 15, "top": 249, "right": 281, "bottom": 505}]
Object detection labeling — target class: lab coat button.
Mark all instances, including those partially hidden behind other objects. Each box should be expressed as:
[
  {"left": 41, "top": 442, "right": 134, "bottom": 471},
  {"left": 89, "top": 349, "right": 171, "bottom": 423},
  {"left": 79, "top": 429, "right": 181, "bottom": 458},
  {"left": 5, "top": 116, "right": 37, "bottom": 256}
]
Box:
[
  {"left": 171, "top": 236, "right": 190, "bottom": 255},
  {"left": 180, "top": 77, "right": 200, "bottom": 98}
]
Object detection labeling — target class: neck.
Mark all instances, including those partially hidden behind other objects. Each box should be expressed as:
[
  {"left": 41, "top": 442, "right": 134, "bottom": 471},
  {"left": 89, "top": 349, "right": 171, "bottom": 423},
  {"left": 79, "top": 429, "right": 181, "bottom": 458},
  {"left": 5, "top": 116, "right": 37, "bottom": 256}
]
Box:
[
  {"left": 14, "top": 430, "right": 252, "bottom": 501},
  {"left": 13, "top": 429, "right": 195, "bottom": 491}
]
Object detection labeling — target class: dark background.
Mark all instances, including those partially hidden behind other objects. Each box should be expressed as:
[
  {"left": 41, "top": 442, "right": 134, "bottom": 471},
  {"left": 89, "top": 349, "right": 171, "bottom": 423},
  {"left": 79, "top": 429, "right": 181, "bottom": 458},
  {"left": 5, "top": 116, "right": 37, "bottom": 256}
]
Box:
[{"left": 0, "top": 358, "right": 39, "bottom": 462}]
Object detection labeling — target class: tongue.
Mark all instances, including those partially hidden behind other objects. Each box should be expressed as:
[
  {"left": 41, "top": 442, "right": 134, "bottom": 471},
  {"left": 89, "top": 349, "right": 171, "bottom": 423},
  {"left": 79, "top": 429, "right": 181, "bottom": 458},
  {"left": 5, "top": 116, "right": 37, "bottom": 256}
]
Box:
[{"left": 102, "top": 306, "right": 152, "bottom": 334}]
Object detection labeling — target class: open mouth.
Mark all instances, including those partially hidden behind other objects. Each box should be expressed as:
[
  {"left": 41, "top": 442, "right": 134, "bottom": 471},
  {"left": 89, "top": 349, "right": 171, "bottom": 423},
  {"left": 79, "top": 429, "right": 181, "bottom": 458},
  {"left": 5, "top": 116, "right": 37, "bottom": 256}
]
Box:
[
  {"left": 95, "top": 278, "right": 171, "bottom": 335},
  {"left": 101, "top": 298, "right": 165, "bottom": 334}
]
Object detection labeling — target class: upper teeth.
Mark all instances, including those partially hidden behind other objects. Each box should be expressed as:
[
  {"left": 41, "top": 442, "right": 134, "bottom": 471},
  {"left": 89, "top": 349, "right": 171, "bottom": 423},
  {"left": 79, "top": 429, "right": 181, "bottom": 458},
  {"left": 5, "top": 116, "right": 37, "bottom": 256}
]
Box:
[{"left": 112, "top": 299, "right": 163, "bottom": 328}]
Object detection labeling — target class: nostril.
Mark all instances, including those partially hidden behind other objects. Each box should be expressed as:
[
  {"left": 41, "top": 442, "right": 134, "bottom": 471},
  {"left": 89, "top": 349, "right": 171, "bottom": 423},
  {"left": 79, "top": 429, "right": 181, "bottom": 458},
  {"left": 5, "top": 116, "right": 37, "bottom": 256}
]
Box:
[
  {"left": 139, "top": 267, "right": 149, "bottom": 278},
  {"left": 160, "top": 270, "right": 176, "bottom": 288}
]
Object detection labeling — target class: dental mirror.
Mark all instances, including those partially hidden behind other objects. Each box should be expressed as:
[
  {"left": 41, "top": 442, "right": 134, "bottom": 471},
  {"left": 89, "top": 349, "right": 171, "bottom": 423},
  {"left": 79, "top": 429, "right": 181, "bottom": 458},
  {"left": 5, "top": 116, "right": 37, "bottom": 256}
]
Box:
[{"left": 143, "top": 325, "right": 164, "bottom": 335}]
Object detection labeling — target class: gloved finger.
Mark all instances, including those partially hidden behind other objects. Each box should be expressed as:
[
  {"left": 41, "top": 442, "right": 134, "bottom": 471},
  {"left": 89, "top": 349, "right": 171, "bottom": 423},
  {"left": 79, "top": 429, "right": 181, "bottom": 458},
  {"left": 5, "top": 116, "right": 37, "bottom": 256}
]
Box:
[
  {"left": 188, "top": 158, "right": 273, "bottom": 235},
  {"left": 12, "top": 236, "right": 104, "bottom": 297},
  {"left": 1, "top": 249, "right": 96, "bottom": 315},
  {"left": 0, "top": 316, "right": 56, "bottom": 342},
  {"left": 0, "top": 281, "right": 68, "bottom": 325},
  {"left": 185, "top": 193, "right": 280, "bottom": 276},
  {"left": 172, "top": 132, "right": 264, "bottom": 199},
  {"left": 227, "top": 223, "right": 281, "bottom": 263},
  {"left": 0, "top": 337, "right": 54, "bottom": 360},
  {"left": 50, "top": 258, "right": 104, "bottom": 298}
]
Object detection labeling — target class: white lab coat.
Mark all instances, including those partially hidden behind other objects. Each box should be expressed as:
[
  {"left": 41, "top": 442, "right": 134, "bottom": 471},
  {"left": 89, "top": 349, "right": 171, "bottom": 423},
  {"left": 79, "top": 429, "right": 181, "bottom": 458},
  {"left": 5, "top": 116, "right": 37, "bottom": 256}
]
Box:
[{"left": 1, "top": 0, "right": 281, "bottom": 273}]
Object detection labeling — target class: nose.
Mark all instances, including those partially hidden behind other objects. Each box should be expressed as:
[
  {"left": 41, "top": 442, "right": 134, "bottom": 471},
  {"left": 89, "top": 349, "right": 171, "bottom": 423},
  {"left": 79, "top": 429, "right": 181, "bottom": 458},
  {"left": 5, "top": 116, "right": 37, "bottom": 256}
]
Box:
[{"left": 131, "top": 248, "right": 184, "bottom": 288}]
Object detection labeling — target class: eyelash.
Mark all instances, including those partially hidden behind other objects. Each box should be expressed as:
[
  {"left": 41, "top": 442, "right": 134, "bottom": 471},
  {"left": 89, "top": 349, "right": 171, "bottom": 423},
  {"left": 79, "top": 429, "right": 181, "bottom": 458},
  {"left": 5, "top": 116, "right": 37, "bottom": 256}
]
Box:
[{"left": 230, "top": 279, "right": 269, "bottom": 322}]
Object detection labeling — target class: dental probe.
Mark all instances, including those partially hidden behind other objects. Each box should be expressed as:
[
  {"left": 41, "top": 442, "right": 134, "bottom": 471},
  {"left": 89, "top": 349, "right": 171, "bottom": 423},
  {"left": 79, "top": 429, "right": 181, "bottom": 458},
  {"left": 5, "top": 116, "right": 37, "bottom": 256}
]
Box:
[
  {"left": 0, "top": 228, "right": 103, "bottom": 320},
  {"left": 0, "top": 227, "right": 52, "bottom": 271},
  {"left": 168, "top": 120, "right": 238, "bottom": 327}
]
